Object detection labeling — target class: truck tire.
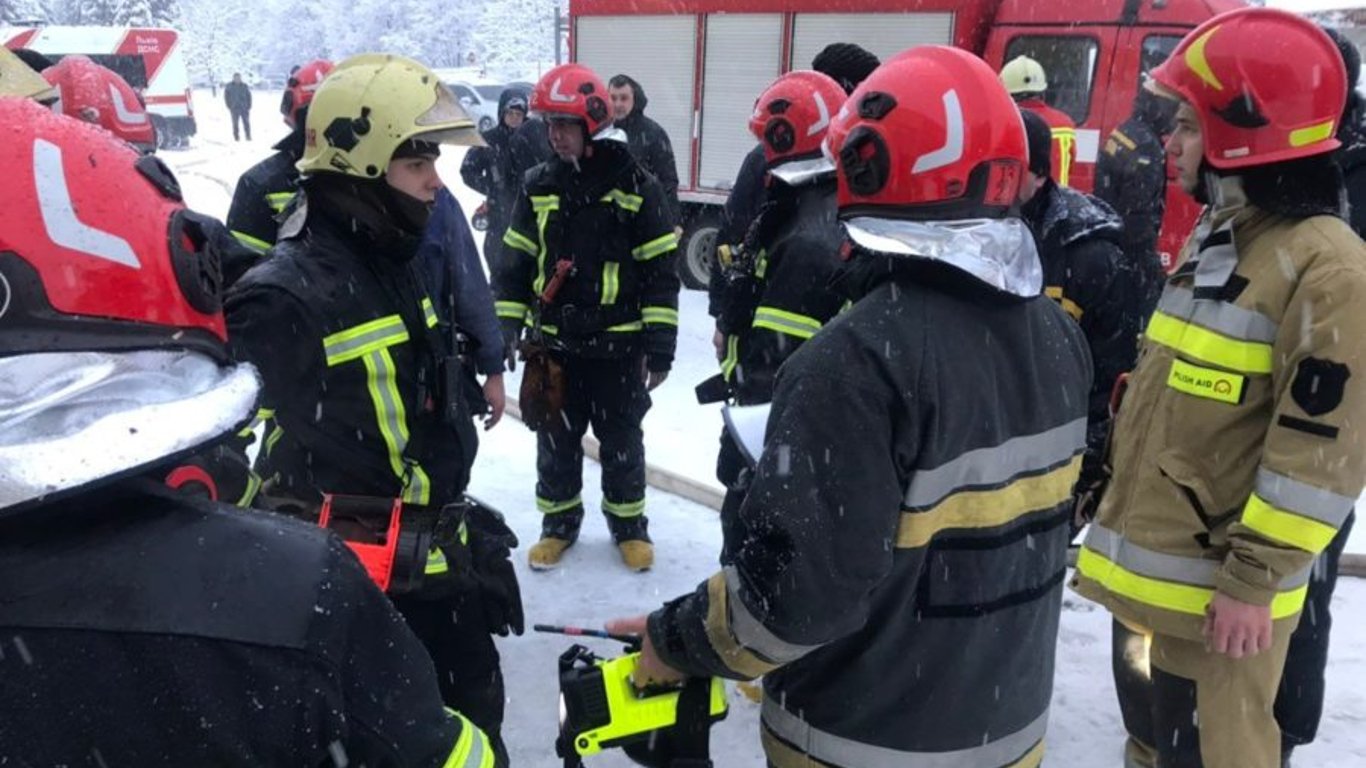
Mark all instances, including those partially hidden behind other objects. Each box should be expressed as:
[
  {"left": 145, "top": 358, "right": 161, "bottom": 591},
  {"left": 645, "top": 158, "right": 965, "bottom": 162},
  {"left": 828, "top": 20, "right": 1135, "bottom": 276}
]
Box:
[
  {"left": 152, "top": 115, "right": 171, "bottom": 150},
  {"left": 679, "top": 212, "right": 719, "bottom": 290}
]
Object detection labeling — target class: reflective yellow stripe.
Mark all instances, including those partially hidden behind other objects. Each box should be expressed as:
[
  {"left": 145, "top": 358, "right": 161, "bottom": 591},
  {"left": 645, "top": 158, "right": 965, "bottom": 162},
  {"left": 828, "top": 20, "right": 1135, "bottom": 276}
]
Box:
[
  {"left": 720, "top": 334, "right": 739, "bottom": 381},
  {"left": 752, "top": 306, "right": 822, "bottom": 340},
  {"left": 1112, "top": 129, "right": 1137, "bottom": 151},
  {"left": 1146, "top": 311, "right": 1274, "bottom": 375},
  {"left": 533, "top": 201, "right": 559, "bottom": 296},
  {"left": 425, "top": 548, "right": 449, "bottom": 575},
  {"left": 422, "top": 297, "right": 439, "bottom": 328},
  {"left": 237, "top": 406, "right": 275, "bottom": 438},
  {"left": 264, "top": 191, "right": 294, "bottom": 213},
  {"left": 361, "top": 347, "right": 430, "bottom": 506},
  {"left": 896, "top": 455, "right": 1081, "bottom": 548},
  {"left": 496, "top": 301, "right": 529, "bottom": 320},
  {"left": 1289, "top": 120, "right": 1335, "bottom": 149},
  {"left": 755, "top": 249, "right": 769, "bottom": 280},
  {"left": 235, "top": 470, "right": 262, "bottom": 508},
  {"left": 502, "top": 227, "right": 539, "bottom": 257},
  {"left": 1052, "top": 129, "right": 1075, "bottom": 187},
  {"left": 601, "top": 262, "right": 620, "bottom": 305},
  {"left": 231, "top": 230, "right": 271, "bottom": 253},
  {"left": 603, "top": 498, "right": 646, "bottom": 518},
  {"left": 538, "top": 495, "right": 582, "bottom": 514},
  {"left": 1077, "top": 546, "right": 1308, "bottom": 620},
  {"left": 441, "top": 709, "right": 494, "bottom": 768},
  {"left": 323, "top": 315, "right": 409, "bottom": 367},
  {"left": 600, "top": 188, "right": 643, "bottom": 212},
  {"left": 1044, "top": 286, "right": 1083, "bottom": 321},
  {"left": 531, "top": 194, "right": 561, "bottom": 213},
  {"left": 641, "top": 306, "right": 678, "bottom": 327},
  {"left": 1242, "top": 493, "right": 1339, "bottom": 554},
  {"left": 264, "top": 424, "right": 285, "bottom": 457},
  {"left": 632, "top": 232, "right": 679, "bottom": 261},
  {"left": 607, "top": 320, "right": 644, "bottom": 332}
]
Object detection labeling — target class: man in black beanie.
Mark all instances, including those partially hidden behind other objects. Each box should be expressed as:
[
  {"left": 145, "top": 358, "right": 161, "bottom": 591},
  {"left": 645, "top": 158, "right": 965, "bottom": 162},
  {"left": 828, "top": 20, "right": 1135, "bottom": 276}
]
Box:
[
  {"left": 1018, "top": 108, "right": 1137, "bottom": 531},
  {"left": 711, "top": 42, "right": 878, "bottom": 321}
]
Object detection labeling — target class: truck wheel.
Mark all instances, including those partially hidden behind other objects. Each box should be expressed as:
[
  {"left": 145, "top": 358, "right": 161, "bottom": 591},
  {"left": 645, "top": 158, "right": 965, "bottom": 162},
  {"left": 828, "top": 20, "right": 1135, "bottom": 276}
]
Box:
[
  {"left": 152, "top": 116, "right": 171, "bottom": 150},
  {"left": 679, "top": 214, "right": 719, "bottom": 290}
]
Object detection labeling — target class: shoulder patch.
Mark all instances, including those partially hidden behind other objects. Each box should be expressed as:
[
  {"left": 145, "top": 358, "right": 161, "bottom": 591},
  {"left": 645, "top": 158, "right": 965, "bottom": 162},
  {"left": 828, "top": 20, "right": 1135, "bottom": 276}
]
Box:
[
  {"left": 1111, "top": 130, "right": 1137, "bottom": 151},
  {"left": 1292, "top": 357, "right": 1351, "bottom": 416}
]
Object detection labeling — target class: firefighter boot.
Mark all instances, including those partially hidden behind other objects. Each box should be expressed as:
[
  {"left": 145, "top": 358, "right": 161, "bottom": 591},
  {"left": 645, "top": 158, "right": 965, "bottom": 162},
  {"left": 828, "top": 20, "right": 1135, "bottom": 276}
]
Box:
[
  {"left": 607, "top": 513, "right": 653, "bottom": 572},
  {"left": 528, "top": 507, "right": 583, "bottom": 571}
]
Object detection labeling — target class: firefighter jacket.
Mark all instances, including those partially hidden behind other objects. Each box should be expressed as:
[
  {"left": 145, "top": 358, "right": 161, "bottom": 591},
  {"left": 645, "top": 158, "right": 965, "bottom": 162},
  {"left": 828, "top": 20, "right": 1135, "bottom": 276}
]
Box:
[
  {"left": 1094, "top": 112, "right": 1170, "bottom": 317},
  {"left": 1072, "top": 205, "right": 1366, "bottom": 643},
  {"left": 649, "top": 253, "right": 1092, "bottom": 767},
  {"left": 1018, "top": 97, "right": 1078, "bottom": 187},
  {"left": 226, "top": 192, "right": 479, "bottom": 511},
  {"left": 1337, "top": 98, "right": 1366, "bottom": 238},
  {"left": 226, "top": 128, "right": 303, "bottom": 253},
  {"left": 1022, "top": 179, "right": 1138, "bottom": 485},
  {"left": 495, "top": 139, "right": 681, "bottom": 370},
  {"left": 711, "top": 144, "right": 769, "bottom": 317},
  {"left": 460, "top": 90, "right": 527, "bottom": 239},
  {"left": 0, "top": 477, "right": 498, "bottom": 767},
  {"left": 715, "top": 175, "right": 844, "bottom": 406}
]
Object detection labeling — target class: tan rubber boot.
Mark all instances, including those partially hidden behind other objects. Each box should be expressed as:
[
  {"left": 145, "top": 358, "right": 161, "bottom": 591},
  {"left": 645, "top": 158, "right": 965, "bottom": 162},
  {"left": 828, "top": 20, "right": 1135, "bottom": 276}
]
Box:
[
  {"left": 528, "top": 537, "right": 573, "bottom": 570},
  {"left": 617, "top": 539, "right": 654, "bottom": 571}
]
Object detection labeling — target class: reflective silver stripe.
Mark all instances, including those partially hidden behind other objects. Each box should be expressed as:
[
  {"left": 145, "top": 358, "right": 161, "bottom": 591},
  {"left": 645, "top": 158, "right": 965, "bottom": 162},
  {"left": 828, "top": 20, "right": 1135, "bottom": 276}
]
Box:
[
  {"left": 108, "top": 83, "right": 148, "bottom": 124},
  {"left": 1156, "top": 285, "right": 1278, "bottom": 344},
  {"left": 35, "top": 138, "right": 139, "bottom": 268},
  {"left": 466, "top": 726, "right": 489, "bottom": 768},
  {"left": 323, "top": 316, "right": 408, "bottom": 366},
  {"left": 724, "top": 565, "right": 821, "bottom": 664},
  {"left": 1084, "top": 523, "right": 1311, "bottom": 590},
  {"left": 1256, "top": 468, "right": 1356, "bottom": 528},
  {"left": 763, "top": 697, "right": 1048, "bottom": 768},
  {"left": 903, "top": 418, "right": 1086, "bottom": 510}
]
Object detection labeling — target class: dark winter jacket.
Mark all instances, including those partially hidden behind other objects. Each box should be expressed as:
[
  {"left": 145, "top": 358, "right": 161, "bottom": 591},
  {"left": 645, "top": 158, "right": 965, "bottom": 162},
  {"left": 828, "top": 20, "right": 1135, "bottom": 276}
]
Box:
[
  {"left": 715, "top": 175, "right": 844, "bottom": 407},
  {"left": 224, "top": 80, "right": 251, "bottom": 113},
  {"left": 226, "top": 128, "right": 303, "bottom": 253},
  {"left": 650, "top": 252, "right": 1091, "bottom": 767},
  {"left": 1337, "top": 95, "right": 1366, "bottom": 238},
  {"left": 420, "top": 188, "right": 506, "bottom": 375},
  {"left": 495, "top": 139, "right": 681, "bottom": 371},
  {"left": 226, "top": 185, "right": 481, "bottom": 510},
  {"left": 711, "top": 143, "right": 769, "bottom": 317},
  {"left": 460, "top": 89, "right": 529, "bottom": 237},
  {"left": 1023, "top": 179, "right": 1138, "bottom": 486},
  {"left": 612, "top": 75, "right": 681, "bottom": 225},
  {"left": 0, "top": 477, "right": 494, "bottom": 766},
  {"left": 509, "top": 116, "right": 552, "bottom": 186}
]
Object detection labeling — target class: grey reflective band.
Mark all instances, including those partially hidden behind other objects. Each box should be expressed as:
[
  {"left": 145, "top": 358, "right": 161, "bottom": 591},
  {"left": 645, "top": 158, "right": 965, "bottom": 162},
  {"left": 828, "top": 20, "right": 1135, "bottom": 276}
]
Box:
[
  {"left": 763, "top": 697, "right": 1048, "bottom": 768},
  {"left": 903, "top": 418, "right": 1086, "bottom": 510},
  {"left": 1256, "top": 468, "right": 1356, "bottom": 527},
  {"left": 1084, "top": 523, "right": 1312, "bottom": 591},
  {"left": 1156, "top": 286, "right": 1278, "bottom": 344},
  {"left": 724, "top": 565, "right": 822, "bottom": 665}
]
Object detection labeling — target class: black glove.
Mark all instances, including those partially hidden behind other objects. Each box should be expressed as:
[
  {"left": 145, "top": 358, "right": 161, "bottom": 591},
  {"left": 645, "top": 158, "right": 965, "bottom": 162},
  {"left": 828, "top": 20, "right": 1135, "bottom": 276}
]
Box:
[
  {"left": 464, "top": 500, "right": 525, "bottom": 637},
  {"left": 1072, "top": 462, "right": 1111, "bottom": 539}
]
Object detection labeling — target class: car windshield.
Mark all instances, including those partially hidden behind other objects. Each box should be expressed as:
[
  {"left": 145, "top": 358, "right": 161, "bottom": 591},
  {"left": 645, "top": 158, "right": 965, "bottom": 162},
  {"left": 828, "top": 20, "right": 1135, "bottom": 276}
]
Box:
[{"left": 476, "top": 85, "right": 504, "bottom": 100}]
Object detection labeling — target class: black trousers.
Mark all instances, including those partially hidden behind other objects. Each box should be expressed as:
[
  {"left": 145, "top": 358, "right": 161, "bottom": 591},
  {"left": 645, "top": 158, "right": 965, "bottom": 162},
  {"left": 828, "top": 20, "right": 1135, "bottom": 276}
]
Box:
[
  {"left": 230, "top": 109, "right": 251, "bottom": 141},
  {"left": 392, "top": 590, "right": 507, "bottom": 764},
  {"left": 536, "top": 354, "right": 650, "bottom": 522},
  {"left": 1275, "top": 510, "right": 1356, "bottom": 748}
]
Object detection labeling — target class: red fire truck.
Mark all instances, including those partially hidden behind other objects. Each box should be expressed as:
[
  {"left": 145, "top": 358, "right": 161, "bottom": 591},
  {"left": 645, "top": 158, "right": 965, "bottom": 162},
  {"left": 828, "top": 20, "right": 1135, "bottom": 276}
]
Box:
[{"left": 568, "top": 0, "right": 1243, "bottom": 287}]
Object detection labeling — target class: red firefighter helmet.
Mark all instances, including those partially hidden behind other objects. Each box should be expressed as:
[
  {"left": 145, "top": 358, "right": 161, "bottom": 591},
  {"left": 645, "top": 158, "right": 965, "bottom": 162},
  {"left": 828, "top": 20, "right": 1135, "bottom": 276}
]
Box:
[
  {"left": 282, "top": 58, "right": 335, "bottom": 128},
  {"left": 828, "top": 46, "right": 1027, "bottom": 219},
  {"left": 1148, "top": 7, "right": 1345, "bottom": 169},
  {"left": 0, "top": 97, "right": 228, "bottom": 361},
  {"left": 42, "top": 55, "right": 156, "bottom": 153},
  {"left": 530, "top": 63, "right": 612, "bottom": 136},
  {"left": 749, "top": 70, "right": 847, "bottom": 168}
]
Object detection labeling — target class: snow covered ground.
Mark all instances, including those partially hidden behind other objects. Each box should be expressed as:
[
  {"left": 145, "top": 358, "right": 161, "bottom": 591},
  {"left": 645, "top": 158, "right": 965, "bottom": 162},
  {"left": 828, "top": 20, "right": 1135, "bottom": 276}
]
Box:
[{"left": 171, "top": 90, "right": 1366, "bottom": 766}]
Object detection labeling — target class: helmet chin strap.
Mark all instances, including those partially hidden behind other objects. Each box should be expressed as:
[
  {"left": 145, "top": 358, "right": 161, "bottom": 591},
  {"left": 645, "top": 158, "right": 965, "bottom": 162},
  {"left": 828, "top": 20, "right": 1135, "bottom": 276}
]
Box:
[{"left": 1200, "top": 167, "right": 1247, "bottom": 213}]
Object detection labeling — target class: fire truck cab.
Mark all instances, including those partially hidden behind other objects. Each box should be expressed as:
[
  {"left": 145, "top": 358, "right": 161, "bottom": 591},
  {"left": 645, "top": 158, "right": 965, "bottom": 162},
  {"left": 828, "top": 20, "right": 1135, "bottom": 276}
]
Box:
[{"left": 568, "top": 0, "right": 1243, "bottom": 287}]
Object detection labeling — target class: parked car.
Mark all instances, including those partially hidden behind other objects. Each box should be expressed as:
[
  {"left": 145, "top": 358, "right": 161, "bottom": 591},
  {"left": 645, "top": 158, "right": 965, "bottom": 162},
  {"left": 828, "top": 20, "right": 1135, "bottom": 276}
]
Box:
[{"left": 444, "top": 80, "right": 502, "bottom": 132}]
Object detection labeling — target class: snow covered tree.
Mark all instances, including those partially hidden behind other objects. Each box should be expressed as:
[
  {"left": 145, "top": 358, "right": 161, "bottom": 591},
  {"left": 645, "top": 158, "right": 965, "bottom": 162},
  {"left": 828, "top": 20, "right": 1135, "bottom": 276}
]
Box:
[
  {"left": 474, "top": 0, "right": 559, "bottom": 80},
  {"left": 0, "top": 0, "right": 48, "bottom": 23},
  {"left": 111, "top": 0, "right": 156, "bottom": 25},
  {"left": 176, "top": 0, "right": 257, "bottom": 90}
]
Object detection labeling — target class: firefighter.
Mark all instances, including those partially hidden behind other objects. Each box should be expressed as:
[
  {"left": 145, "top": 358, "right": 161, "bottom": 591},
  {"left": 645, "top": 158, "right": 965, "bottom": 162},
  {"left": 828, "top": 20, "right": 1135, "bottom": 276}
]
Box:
[
  {"left": 461, "top": 87, "right": 529, "bottom": 274},
  {"left": 1001, "top": 54, "right": 1078, "bottom": 187},
  {"left": 495, "top": 62, "right": 680, "bottom": 572},
  {"left": 1069, "top": 10, "right": 1366, "bottom": 768},
  {"left": 1018, "top": 108, "right": 1137, "bottom": 526},
  {"left": 42, "top": 54, "right": 156, "bottom": 154},
  {"left": 0, "top": 97, "right": 498, "bottom": 767},
  {"left": 224, "top": 54, "right": 520, "bottom": 762},
  {"left": 227, "top": 59, "right": 335, "bottom": 255},
  {"left": 710, "top": 69, "right": 848, "bottom": 555},
  {"left": 1094, "top": 85, "right": 1174, "bottom": 319},
  {"left": 610, "top": 46, "right": 1092, "bottom": 767},
  {"left": 609, "top": 73, "right": 681, "bottom": 227},
  {"left": 1273, "top": 25, "right": 1364, "bottom": 768}
]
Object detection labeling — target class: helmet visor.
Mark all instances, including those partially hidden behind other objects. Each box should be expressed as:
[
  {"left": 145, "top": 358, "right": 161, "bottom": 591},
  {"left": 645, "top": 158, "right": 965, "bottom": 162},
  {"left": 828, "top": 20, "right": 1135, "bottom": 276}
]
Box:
[{"left": 416, "top": 84, "right": 483, "bottom": 146}]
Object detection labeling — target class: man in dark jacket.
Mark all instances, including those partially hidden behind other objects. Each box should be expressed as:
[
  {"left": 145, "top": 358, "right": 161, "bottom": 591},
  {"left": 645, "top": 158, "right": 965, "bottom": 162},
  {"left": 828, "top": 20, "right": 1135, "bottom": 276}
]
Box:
[
  {"left": 612, "top": 47, "right": 1091, "bottom": 767},
  {"left": 225, "top": 72, "right": 252, "bottom": 141},
  {"left": 1019, "top": 109, "right": 1137, "bottom": 523},
  {"left": 609, "top": 74, "right": 681, "bottom": 226},
  {"left": 497, "top": 63, "right": 680, "bottom": 573},
  {"left": 0, "top": 97, "right": 498, "bottom": 767},
  {"left": 509, "top": 113, "right": 553, "bottom": 185},
  {"left": 461, "top": 87, "right": 529, "bottom": 274},
  {"left": 1094, "top": 87, "right": 1175, "bottom": 319},
  {"left": 225, "top": 54, "right": 518, "bottom": 763},
  {"left": 709, "top": 70, "right": 848, "bottom": 556}
]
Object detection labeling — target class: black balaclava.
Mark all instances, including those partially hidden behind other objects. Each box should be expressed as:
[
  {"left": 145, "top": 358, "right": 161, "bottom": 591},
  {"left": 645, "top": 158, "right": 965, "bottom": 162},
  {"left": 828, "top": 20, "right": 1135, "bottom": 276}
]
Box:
[{"left": 811, "top": 43, "right": 881, "bottom": 95}]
